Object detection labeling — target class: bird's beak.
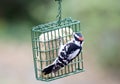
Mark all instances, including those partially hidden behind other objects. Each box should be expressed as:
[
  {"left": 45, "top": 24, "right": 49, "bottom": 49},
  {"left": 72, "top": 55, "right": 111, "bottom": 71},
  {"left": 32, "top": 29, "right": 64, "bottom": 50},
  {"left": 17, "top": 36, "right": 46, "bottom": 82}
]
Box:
[{"left": 79, "top": 37, "right": 84, "bottom": 41}]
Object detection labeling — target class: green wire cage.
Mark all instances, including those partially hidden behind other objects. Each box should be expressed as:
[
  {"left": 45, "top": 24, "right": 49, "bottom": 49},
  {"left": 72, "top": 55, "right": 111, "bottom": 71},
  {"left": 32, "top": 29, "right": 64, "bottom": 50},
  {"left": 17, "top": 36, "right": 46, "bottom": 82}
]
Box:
[{"left": 31, "top": 0, "right": 84, "bottom": 82}]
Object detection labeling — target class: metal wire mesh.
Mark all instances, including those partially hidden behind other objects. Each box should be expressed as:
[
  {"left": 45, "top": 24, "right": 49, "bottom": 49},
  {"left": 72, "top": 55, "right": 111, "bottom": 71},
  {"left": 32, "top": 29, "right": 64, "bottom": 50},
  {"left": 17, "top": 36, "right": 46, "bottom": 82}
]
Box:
[{"left": 31, "top": 18, "right": 84, "bottom": 81}]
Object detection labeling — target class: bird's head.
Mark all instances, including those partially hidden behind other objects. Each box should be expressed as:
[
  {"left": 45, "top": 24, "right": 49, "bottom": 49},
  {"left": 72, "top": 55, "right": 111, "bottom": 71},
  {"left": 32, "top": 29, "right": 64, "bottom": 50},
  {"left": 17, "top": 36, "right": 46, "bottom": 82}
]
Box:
[{"left": 73, "top": 32, "right": 84, "bottom": 44}]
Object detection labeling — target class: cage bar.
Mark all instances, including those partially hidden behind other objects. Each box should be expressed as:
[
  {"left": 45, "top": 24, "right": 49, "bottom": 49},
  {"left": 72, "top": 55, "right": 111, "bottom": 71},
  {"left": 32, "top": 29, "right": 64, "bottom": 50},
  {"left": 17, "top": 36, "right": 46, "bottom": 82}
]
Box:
[{"left": 31, "top": 17, "right": 84, "bottom": 82}]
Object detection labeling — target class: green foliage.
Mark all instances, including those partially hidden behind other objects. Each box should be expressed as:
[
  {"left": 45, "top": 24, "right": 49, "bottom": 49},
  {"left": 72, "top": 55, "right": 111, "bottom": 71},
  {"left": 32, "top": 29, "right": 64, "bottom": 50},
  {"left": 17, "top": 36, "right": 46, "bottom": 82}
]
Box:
[{"left": 97, "top": 29, "right": 120, "bottom": 71}]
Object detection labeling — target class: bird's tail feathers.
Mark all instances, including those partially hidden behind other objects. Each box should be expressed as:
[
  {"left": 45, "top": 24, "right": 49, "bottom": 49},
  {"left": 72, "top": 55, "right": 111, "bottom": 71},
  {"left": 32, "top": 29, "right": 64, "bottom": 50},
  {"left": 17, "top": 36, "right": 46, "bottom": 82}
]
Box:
[
  {"left": 42, "top": 64, "right": 55, "bottom": 75},
  {"left": 52, "top": 65, "right": 61, "bottom": 73}
]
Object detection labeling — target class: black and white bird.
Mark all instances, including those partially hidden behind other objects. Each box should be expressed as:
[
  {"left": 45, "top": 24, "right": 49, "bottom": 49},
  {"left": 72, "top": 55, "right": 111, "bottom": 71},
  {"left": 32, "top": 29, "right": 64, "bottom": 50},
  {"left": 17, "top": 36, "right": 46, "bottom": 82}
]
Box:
[{"left": 42, "top": 32, "right": 84, "bottom": 75}]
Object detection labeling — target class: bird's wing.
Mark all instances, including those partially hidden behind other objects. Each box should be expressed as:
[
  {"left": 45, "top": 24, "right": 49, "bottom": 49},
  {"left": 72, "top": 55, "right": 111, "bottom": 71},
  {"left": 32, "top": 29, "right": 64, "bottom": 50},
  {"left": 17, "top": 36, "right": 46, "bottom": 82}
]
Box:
[
  {"left": 68, "top": 49, "right": 80, "bottom": 60},
  {"left": 65, "top": 43, "right": 82, "bottom": 60}
]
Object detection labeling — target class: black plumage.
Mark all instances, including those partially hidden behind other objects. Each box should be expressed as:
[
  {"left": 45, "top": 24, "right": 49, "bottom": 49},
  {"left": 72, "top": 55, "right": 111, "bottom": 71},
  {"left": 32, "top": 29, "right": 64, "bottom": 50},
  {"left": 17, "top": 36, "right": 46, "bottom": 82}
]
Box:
[{"left": 42, "top": 32, "right": 84, "bottom": 75}]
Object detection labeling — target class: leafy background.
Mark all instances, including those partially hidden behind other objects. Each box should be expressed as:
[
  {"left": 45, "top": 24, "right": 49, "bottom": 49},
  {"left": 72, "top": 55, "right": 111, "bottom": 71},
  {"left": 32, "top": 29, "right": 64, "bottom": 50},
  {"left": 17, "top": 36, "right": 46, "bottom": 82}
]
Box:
[{"left": 0, "top": 0, "right": 120, "bottom": 84}]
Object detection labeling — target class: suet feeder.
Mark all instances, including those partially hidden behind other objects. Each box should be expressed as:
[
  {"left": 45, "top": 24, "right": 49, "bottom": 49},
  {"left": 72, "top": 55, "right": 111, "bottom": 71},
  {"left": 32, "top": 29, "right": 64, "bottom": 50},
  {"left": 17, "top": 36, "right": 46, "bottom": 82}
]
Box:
[{"left": 31, "top": 0, "right": 84, "bottom": 82}]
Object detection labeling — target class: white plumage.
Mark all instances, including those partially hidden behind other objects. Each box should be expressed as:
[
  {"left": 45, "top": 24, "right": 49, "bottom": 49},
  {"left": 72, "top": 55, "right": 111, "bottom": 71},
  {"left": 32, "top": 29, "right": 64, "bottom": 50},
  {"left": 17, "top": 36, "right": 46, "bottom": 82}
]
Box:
[{"left": 42, "top": 32, "right": 84, "bottom": 75}]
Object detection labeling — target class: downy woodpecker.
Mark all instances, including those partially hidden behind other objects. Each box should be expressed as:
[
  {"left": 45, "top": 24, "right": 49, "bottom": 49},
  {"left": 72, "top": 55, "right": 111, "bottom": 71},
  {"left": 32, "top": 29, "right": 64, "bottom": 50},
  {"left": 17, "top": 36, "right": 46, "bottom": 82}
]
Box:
[{"left": 42, "top": 32, "right": 84, "bottom": 75}]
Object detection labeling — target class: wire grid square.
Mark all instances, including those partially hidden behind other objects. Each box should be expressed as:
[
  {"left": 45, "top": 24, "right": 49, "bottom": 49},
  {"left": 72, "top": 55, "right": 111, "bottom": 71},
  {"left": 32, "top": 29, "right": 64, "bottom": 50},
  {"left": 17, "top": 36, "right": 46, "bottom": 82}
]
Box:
[{"left": 31, "top": 18, "right": 84, "bottom": 81}]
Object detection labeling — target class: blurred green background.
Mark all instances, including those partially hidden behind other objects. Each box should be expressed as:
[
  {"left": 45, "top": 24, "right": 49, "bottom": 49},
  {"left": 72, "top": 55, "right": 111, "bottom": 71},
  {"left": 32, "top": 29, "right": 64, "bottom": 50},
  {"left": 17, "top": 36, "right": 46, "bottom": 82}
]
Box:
[{"left": 0, "top": 0, "right": 120, "bottom": 84}]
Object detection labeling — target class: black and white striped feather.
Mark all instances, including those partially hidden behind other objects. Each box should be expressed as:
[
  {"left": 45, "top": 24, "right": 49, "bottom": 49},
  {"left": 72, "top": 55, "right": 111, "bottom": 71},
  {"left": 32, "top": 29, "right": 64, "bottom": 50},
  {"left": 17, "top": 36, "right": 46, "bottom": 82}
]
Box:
[{"left": 42, "top": 32, "right": 84, "bottom": 75}]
